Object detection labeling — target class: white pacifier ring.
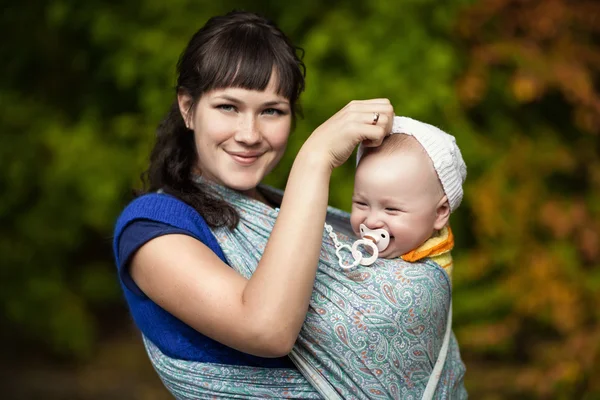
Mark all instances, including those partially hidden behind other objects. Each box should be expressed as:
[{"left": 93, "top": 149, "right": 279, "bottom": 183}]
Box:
[
  {"left": 335, "top": 244, "right": 361, "bottom": 271},
  {"left": 352, "top": 239, "right": 379, "bottom": 266}
]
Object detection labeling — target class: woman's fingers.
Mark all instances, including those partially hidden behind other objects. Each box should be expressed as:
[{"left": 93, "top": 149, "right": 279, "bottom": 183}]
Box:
[
  {"left": 352, "top": 121, "right": 387, "bottom": 143},
  {"left": 344, "top": 98, "right": 392, "bottom": 108},
  {"left": 301, "top": 98, "right": 394, "bottom": 169},
  {"left": 355, "top": 112, "right": 390, "bottom": 129},
  {"left": 342, "top": 100, "right": 393, "bottom": 117},
  {"left": 346, "top": 102, "right": 394, "bottom": 132}
]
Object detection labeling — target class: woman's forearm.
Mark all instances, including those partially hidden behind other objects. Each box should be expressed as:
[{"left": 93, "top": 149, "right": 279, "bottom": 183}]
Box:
[{"left": 242, "top": 147, "right": 332, "bottom": 350}]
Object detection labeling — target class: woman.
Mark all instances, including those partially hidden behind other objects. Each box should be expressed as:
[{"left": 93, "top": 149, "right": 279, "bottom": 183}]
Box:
[{"left": 113, "top": 10, "right": 466, "bottom": 399}]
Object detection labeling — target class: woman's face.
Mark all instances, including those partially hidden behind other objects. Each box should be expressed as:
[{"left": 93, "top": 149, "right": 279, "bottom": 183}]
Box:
[{"left": 180, "top": 74, "right": 292, "bottom": 199}]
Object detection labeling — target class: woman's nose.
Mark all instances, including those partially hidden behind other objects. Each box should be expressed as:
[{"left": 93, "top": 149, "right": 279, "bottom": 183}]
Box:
[{"left": 234, "top": 116, "right": 262, "bottom": 145}]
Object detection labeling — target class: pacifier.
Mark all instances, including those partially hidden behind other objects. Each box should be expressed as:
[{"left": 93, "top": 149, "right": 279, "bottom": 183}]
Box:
[
  {"left": 359, "top": 224, "right": 391, "bottom": 252},
  {"left": 347, "top": 224, "right": 391, "bottom": 267}
]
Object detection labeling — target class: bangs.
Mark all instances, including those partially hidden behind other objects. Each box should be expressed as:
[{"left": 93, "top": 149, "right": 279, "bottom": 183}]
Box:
[{"left": 200, "top": 24, "right": 300, "bottom": 101}]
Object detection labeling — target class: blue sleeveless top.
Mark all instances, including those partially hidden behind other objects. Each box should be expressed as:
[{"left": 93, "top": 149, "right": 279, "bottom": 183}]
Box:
[{"left": 113, "top": 192, "right": 294, "bottom": 368}]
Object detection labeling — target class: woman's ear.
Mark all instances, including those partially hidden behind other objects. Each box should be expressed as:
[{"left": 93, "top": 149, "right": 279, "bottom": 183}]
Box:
[
  {"left": 177, "top": 91, "right": 195, "bottom": 130},
  {"left": 433, "top": 196, "right": 451, "bottom": 230}
]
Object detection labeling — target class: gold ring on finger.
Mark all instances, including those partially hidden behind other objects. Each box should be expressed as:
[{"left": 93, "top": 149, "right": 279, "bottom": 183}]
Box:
[{"left": 372, "top": 112, "right": 380, "bottom": 125}]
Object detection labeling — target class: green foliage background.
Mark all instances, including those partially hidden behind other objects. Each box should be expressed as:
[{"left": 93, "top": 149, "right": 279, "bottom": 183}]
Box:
[{"left": 2, "top": 0, "right": 599, "bottom": 398}]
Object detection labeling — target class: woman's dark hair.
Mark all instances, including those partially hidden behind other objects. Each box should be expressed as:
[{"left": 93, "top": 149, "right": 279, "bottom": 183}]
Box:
[{"left": 141, "top": 10, "right": 306, "bottom": 228}]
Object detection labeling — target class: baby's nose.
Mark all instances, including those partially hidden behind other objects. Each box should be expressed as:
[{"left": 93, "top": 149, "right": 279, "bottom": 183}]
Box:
[{"left": 363, "top": 215, "right": 385, "bottom": 229}]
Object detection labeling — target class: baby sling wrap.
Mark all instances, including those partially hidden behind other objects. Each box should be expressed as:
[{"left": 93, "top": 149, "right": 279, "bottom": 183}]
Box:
[{"left": 142, "top": 184, "right": 466, "bottom": 399}]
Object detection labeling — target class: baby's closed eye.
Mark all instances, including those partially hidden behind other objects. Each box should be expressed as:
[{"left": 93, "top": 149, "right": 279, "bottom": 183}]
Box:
[{"left": 384, "top": 207, "right": 403, "bottom": 214}]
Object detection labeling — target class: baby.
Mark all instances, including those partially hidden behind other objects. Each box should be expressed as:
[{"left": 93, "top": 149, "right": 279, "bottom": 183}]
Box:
[{"left": 350, "top": 116, "right": 467, "bottom": 278}]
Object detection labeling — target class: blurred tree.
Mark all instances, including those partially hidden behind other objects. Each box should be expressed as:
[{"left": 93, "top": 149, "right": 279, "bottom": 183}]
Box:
[{"left": 454, "top": 0, "right": 600, "bottom": 398}]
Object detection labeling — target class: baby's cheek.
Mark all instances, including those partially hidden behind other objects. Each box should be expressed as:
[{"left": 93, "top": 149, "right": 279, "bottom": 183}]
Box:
[
  {"left": 385, "top": 247, "right": 404, "bottom": 259},
  {"left": 381, "top": 244, "right": 405, "bottom": 260},
  {"left": 349, "top": 211, "right": 361, "bottom": 237}
]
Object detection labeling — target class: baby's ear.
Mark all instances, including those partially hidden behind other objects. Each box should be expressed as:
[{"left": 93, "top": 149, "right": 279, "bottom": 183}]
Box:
[{"left": 433, "top": 196, "right": 451, "bottom": 230}]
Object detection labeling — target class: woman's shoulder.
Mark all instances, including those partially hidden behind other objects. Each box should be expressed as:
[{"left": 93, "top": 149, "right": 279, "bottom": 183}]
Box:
[
  {"left": 112, "top": 193, "right": 216, "bottom": 263},
  {"left": 115, "top": 193, "right": 206, "bottom": 236},
  {"left": 117, "top": 192, "right": 196, "bottom": 222}
]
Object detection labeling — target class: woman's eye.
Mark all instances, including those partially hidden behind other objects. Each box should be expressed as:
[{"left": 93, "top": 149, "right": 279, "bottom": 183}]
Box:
[
  {"left": 217, "top": 104, "right": 236, "bottom": 112},
  {"left": 262, "top": 108, "right": 284, "bottom": 116}
]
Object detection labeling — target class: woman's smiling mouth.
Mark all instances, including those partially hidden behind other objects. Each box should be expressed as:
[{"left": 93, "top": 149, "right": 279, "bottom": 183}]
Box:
[{"left": 228, "top": 151, "right": 262, "bottom": 166}]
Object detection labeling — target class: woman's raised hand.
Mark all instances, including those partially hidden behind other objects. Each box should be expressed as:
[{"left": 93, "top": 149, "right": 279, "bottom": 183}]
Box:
[{"left": 301, "top": 99, "right": 394, "bottom": 170}]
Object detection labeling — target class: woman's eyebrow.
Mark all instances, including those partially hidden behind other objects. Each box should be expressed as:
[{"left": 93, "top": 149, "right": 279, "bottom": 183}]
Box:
[
  {"left": 263, "top": 100, "right": 290, "bottom": 107},
  {"left": 213, "top": 95, "right": 289, "bottom": 107},
  {"left": 214, "top": 95, "right": 242, "bottom": 103}
]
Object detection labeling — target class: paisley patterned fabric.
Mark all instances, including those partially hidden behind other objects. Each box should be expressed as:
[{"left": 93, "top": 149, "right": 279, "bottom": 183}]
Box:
[
  {"left": 143, "top": 337, "right": 322, "bottom": 399},
  {"left": 142, "top": 182, "right": 467, "bottom": 399},
  {"left": 206, "top": 184, "right": 467, "bottom": 399}
]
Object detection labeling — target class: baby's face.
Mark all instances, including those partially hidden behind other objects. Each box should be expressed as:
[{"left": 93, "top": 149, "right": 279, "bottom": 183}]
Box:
[{"left": 350, "top": 149, "right": 444, "bottom": 259}]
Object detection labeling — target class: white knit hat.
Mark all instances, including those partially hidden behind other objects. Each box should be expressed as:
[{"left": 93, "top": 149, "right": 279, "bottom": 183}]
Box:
[{"left": 357, "top": 116, "right": 467, "bottom": 212}]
